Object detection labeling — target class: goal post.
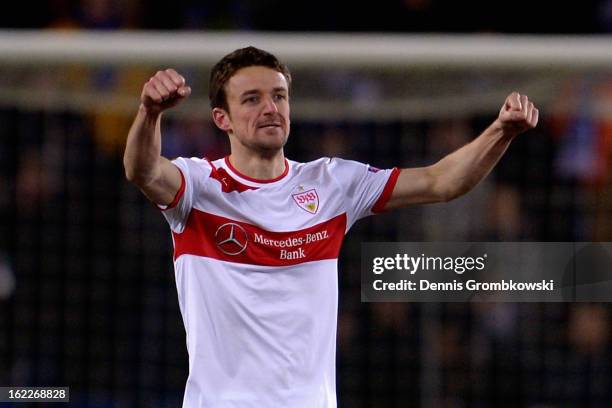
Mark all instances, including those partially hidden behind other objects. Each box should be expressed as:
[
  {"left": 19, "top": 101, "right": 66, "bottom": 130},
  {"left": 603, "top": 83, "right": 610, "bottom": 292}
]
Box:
[{"left": 0, "top": 30, "right": 610, "bottom": 122}]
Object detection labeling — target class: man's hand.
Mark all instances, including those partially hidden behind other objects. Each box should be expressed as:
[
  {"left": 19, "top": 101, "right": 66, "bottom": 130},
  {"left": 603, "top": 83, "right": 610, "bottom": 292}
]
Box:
[
  {"left": 497, "top": 92, "right": 539, "bottom": 136},
  {"left": 141, "top": 69, "right": 192, "bottom": 115}
]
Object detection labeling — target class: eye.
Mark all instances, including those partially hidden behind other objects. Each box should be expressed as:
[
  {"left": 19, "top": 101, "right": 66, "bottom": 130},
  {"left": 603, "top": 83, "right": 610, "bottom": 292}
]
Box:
[
  {"left": 274, "top": 94, "right": 287, "bottom": 101},
  {"left": 243, "top": 96, "right": 259, "bottom": 104}
]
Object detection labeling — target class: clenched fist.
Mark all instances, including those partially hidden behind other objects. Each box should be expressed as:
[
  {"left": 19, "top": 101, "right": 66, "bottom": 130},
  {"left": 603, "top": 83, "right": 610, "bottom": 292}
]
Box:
[
  {"left": 498, "top": 92, "right": 539, "bottom": 135},
  {"left": 141, "top": 69, "right": 192, "bottom": 114}
]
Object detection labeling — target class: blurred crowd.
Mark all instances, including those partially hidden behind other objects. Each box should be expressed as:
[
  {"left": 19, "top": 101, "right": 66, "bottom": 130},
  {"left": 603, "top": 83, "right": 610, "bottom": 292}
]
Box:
[{"left": 0, "top": 0, "right": 610, "bottom": 33}]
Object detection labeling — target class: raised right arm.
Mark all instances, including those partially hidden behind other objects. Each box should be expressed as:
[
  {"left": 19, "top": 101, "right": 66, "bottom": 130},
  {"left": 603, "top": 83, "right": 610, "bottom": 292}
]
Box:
[{"left": 123, "top": 69, "right": 191, "bottom": 206}]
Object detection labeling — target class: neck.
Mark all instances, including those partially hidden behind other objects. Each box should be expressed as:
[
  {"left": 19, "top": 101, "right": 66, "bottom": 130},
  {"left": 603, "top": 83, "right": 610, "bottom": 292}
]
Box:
[{"left": 228, "top": 149, "right": 286, "bottom": 181}]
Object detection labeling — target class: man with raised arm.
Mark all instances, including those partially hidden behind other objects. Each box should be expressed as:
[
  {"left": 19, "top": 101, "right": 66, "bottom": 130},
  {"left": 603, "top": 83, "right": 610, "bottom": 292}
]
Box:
[{"left": 124, "top": 47, "right": 538, "bottom": 407}]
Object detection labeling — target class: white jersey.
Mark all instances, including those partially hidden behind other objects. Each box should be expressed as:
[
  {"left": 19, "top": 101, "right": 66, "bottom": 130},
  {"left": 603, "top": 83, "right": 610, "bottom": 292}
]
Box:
[{"left": 159, "top": 156, "right": 399, "bottom": 408}]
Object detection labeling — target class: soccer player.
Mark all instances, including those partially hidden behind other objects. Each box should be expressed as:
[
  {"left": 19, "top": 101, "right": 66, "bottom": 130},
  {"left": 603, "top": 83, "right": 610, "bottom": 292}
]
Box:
[{"left": 123, "top": 47, "right": 538, "bottom": 407}]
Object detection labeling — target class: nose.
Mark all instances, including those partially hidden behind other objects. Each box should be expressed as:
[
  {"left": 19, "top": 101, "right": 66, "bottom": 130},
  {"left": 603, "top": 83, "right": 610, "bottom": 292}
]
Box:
[{"left": 262, "top": 95, "right": 279, "bottom": 114}]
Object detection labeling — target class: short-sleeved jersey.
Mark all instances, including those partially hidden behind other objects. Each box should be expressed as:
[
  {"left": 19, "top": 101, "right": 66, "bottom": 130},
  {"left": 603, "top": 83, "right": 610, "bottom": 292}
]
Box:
[{"left": 160, "top": 156, "right": 399, "bottom": 408}]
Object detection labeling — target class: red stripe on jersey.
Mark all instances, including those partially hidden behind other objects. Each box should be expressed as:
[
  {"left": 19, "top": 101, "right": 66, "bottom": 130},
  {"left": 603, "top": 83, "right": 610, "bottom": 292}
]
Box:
[
  {"left": 207, "top": 158, "right": 257, "bottom": 193},
  {"left": 372, "top": 167, "right": 400, "bottom": 213},
  {"left": 173, "top": 210, "right": 347, "bottom": 266}
]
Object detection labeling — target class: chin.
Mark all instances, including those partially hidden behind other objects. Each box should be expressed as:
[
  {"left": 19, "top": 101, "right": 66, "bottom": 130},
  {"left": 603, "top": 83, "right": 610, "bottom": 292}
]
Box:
[
  {"left": 255, "top": 130, "right": 289, "bottom": 147},
  {"left": 260, "top": 138, "right": 288, "bottom": 151}
]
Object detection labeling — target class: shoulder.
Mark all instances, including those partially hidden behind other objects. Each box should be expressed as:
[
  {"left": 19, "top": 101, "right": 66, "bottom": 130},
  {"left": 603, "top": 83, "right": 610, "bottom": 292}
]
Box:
[
  {"left": 290, "top": 157, "right": 330, "bottom": 171},
  {"left": 288, "top": 157, "right": 375, "bottom": 192},
  {"left": 172, "top": 156, "right": 212, "bottom": 168},
  {"left": 171, "top": 156, "right": 214, "bottom": 174},
  {"left": 168, "top": 157, "right": 217, "bottom": 189},
  {"left": 288, "top": 157, "right": 373, "bottom": 182},
  {"left": 290, "top": 157, "right": 365, "bottom": 172}
]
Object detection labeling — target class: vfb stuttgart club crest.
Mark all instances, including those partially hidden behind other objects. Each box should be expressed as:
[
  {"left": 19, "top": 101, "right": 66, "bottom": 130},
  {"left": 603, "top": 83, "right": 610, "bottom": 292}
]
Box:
[{"left": 292, "top": 186, "right": 319, "bottom": 214}]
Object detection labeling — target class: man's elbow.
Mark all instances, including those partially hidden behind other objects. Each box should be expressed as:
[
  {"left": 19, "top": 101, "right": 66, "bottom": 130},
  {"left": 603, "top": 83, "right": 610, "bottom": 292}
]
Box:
[
  {"left": 123, "top": 159, "right": 138, "bottom": 183},
  {"left": 425, "top": 167, "right": 463, "bottom": 203},
  {"left": 434, "top": 188, "right": 457, "bottom": 203},
  {"left": 123, "top": 161, "right": 153, "bottom": 187},
  {"left": 435, "top": 182, "right": 470, "bottom": 203}
]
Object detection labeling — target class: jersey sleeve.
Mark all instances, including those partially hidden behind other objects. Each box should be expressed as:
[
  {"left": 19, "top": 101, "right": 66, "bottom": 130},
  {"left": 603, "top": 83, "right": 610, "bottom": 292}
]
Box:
[
  {"left": 157, "top": 157, "right": 212, "bottom": 233},
  {"left": 328, "top": 158, "right": 400, "bottom": 229}
]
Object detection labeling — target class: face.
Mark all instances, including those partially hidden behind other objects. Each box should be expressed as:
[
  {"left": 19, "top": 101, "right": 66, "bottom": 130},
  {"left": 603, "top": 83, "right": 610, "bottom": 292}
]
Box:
[{"left": 213, "top": 66, "right": 290, "bottom": 155}]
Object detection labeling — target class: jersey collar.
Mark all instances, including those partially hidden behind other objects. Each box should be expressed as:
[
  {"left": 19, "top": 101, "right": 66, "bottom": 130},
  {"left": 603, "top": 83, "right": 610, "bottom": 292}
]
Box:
[{"left": 223, "top": 156, "right": 290, "bottom": 186}]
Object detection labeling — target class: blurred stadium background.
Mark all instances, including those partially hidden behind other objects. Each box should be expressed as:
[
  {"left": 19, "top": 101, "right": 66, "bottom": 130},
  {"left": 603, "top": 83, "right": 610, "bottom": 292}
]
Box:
[{"left": 1, "top": 1, "right": 612, "bottom": 407}]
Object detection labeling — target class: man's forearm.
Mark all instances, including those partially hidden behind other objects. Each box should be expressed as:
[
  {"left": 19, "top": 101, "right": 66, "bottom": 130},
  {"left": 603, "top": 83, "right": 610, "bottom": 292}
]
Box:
[
  {"left": 385, "top": 93, "right": 537, "bottom": 209},
  {"left": 431, "top": 119, "right": 515, "bottom": 200},
  {"left": 123, "top": 105, "right": 163, "bottom": 185}
]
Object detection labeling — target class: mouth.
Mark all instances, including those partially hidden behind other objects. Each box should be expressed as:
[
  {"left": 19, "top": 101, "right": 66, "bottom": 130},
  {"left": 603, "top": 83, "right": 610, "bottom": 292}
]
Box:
[{"left": 257, "top": 123, "right": 282, "bottom": 129}]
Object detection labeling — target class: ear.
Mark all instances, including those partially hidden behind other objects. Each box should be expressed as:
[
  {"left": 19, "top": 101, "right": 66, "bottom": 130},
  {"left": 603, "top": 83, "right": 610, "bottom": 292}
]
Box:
[{"left": 212, "top": 107, "right": 232, "bottom": 133}]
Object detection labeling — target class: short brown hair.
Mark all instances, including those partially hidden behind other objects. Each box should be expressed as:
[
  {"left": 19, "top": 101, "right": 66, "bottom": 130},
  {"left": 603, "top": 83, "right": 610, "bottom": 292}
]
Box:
[{"left": 209, "top": 46, "right": 292, "bottom": 112}]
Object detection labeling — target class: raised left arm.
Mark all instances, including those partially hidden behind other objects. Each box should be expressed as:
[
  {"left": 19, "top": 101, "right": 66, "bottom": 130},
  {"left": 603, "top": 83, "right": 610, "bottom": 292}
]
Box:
[{"left": 384, "top": 92, "right": 539, "bottom": 210}]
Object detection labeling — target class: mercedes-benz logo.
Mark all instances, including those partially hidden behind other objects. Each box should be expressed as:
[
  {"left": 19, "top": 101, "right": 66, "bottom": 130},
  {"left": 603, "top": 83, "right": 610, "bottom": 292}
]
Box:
[{"left": 214, "top": 223, "right": 248, "bottom": 256}]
